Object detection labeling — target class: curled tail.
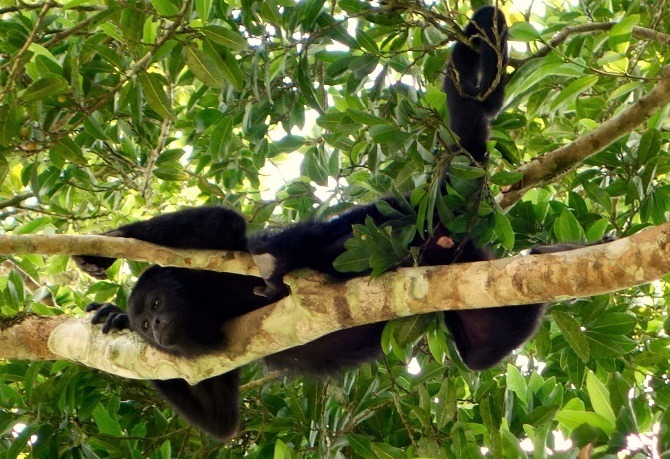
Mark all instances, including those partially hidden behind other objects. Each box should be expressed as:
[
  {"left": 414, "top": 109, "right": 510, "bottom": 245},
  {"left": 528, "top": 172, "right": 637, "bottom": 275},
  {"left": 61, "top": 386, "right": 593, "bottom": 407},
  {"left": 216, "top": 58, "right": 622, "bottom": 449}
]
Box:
[{"left": 443, "top": 6, "right": 508, "bottom": 163}]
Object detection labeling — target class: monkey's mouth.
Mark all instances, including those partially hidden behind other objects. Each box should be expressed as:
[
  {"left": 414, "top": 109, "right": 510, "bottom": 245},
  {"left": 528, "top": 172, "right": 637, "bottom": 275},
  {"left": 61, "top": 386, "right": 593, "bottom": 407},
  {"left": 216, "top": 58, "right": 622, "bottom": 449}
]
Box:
[{"left": 153, "top": 329, "right": 180, "bottom": 350}]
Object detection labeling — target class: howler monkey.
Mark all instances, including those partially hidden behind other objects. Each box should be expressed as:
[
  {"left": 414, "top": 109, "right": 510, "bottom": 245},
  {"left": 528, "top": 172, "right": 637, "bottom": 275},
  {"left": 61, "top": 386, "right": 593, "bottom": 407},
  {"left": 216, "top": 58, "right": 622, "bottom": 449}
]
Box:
[{"left": 76, "top": 7, "right": 533, "bottom": 441}]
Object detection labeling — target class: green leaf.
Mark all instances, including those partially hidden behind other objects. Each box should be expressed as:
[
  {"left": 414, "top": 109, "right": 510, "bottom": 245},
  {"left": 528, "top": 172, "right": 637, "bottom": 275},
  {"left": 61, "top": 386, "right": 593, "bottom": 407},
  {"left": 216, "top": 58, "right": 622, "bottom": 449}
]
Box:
[
  {"left": 51, "top": 137, "right": 86, "bottom": 165},
  {"left": 506, "top": 364, "right": 528, "bottom": 405},
  {"left": 195, "top": 0, "right": 211, "bottom": 21},
  {"left": 139, "top": 73, "right": 174, "bottom": 120},
  {"left": 92, "top": 403, "right": 123, "bottom": 436},
  {"left": 553, "top": 311, "right": 590, "bottom": 362},
  {"left": 346, "top": 108, "right": 390, "bottom": 126},
  {"left": 149, "top": 0, "right": 179, "bottom": 16},
  {"left": 333, "top": 248, "right": 370, "bottom": 273},
  {"left": 369, "top": 124, "right": 400, "bottom": 143},
  {"left": 637, "top": 128, "right": 661, "bottom": 164},
  {"left": 609, "top": 15, "right": 639, "bottom": 53},
  {"left": 369, "top": 248, "right": 397, "bottom": 276},
  {"left": 550, "top": 75, "right": 599, "bottom": 111},
  {"left": 153, "top": 166, "right": 189, "bottom": 181},
  {"left": 347, "top": 434, "right": 374, "bottom": 458},
  {"left": 590, "top": 313, "right": 636, "bottom": 335},
  {"left": 349, "top": 54, "right": 378, "bottom": 78},
  {"left": 274, "top": 439, "right": 292, "bottom": 459},
  {"left": 494, "top": 212, "right": 514, "bottom": 251},
  {"left": 392, "top": 314, "right": 432, "bottom": 347},
  {"left": 274, "top": 135, "right": 305, "bottom": 152},
  {"left": 0, "top": 105, "right": 19, "bottom": 146},
  {"left": 203, "top": 40, "right": 244, "bottom": 91},
  {"left": 556, "top": 409, "right": 614, "bottom": 435},
  {"left": 356, "top": 28, "right": 379, "bottom": 53},
  {"left": 586, "top": 371, "right": 616, "bottom": 424},
  {"left": 584, "top": 331, "right": 636, "bottom": 358},
  {"left": 201, "top": 25, "right": 247, "bottom": 51},
  {"left": 316, "top": 12, "right": 357, "bottom": 48},
  {"left": 583, "top": 181, "right": 612, "bottom": 213},
  {"left": 598, "top": 51, "right": 629, "bottom": 73},
  {"left": 489, "top": 171, "right": 523, "bottom": 186},
  {"left": 435, "top": 378, "right": 457, "bottom": 428},
  {"left": 302, "top": 147, "right": 328, "bottom": 186},
  {"left": 21, "top": 75, "right": 68, "bottom": 103},
  {"left": 370, "top": 442, "right": 408, "bottom": 459},
  {"left": 296, "top": 57, "right": 324, "bottom": 113},
  {"left": 509, "top": 22, "right": 540, "bottom": 41},
  {"left": 449, "top": 163, "right": 486, "bottom": 180},
  {"left": 186, "top": 45, "right": 225, "bottom": 88},
  {"left": 260, "top": 0, "right": 282, "bottom": 26},
  {"left": 553, "top": 208, "right": 585, "bottom": 242}
]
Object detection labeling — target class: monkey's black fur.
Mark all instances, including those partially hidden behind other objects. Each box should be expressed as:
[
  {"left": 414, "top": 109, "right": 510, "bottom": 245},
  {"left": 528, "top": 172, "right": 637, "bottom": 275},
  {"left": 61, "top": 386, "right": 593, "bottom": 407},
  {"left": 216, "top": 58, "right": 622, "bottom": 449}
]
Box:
[{"left": 77, "top": 7, "right": 530, "bottom": 441}]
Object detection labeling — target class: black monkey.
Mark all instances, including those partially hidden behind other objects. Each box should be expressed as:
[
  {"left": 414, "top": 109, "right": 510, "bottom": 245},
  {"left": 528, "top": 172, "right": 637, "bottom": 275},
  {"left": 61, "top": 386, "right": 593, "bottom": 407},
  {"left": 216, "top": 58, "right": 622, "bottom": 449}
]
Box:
[
  {"left": 247, "top": 6, "right": 519, "bottom": 370},
  {"left": 78, "top": 210, "right": 385, "bottom": 441},
  {"left": 76, "top": 7, "right": 525, "bottom": 441}
]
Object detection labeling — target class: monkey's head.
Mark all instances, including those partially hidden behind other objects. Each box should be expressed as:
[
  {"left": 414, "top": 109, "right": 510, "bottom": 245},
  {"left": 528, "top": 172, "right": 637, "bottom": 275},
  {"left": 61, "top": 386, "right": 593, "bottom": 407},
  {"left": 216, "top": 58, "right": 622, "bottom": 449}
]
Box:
[{"left": 128, "top": 266, "right": 226, "bottom": 357}]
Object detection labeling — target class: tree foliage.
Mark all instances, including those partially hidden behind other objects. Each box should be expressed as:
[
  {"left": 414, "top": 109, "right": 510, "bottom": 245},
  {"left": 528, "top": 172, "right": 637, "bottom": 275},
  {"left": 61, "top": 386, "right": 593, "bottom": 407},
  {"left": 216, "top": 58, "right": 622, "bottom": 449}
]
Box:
[{"left": 0, "top": 0, "right": 669, "bottom": 457}]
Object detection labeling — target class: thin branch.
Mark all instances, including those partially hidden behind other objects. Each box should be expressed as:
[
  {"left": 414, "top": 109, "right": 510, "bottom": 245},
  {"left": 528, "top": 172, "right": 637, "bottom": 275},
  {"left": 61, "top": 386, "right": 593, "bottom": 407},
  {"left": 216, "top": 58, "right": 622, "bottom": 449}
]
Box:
[
  {"left": 0, "top": 2, "right": 104, "bottom": 14},
  {"left": 511, "top": 23, "right": 670, "bottom": 66},
  {"left": 1, "top": 222, "right": 670, "bottom": 383},
  {"left": 142, "top": 118, "right": 172, "bottom": 197},
  {"left": 0, "top": 234, "right": 259, "bottom": 275},
  {"left": 43, "top": 11, "right": 102, "bottom": 48},
  {"left": 498, "top": 64, "right": 670, "bottom": 209},
  {"left": 0, "top": 192, "right": 34, "bottom": 210}
]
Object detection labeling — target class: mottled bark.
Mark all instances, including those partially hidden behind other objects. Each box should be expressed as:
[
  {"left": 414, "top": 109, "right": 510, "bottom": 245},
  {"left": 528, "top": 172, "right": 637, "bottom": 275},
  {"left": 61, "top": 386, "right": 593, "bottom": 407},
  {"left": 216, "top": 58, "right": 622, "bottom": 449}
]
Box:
[
  {"left": 0, "top": 223, "right": 668, "bottom": 383},
  {"left": 0, "top": 233, "right": 258, "bottom": 275}
]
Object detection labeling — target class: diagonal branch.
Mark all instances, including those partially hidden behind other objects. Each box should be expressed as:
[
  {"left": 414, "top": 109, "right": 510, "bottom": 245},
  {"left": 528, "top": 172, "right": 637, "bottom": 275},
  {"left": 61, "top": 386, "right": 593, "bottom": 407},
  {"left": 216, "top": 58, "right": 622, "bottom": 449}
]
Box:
[
  {"left": 498, "top": 64, "right": 670, "bottom": 209},
  {"left": 0, "top": 233, "right": 259, "bottom": 275},
  {"left": 511, "top": 23, "right": 670, "bottom": 67},
  {"left": 1, "top": 222, "right": 669, "bottom": 384}
]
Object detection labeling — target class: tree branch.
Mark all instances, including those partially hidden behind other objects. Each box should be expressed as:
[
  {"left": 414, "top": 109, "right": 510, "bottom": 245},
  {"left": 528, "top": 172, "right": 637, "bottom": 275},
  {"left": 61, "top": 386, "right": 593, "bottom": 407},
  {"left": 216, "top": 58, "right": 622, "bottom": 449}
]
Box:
[
  {"left": 511, "top": 23, "right": 670, "bottom": 66},
  {"left": 0, "top": 234, "right": 259, "bottom": 275},
  {"left": 1, "top": 222, "right": 669, "bottom": 383},
  {"left": 498, "top": 64, "right": 670, "bottom": 209}
]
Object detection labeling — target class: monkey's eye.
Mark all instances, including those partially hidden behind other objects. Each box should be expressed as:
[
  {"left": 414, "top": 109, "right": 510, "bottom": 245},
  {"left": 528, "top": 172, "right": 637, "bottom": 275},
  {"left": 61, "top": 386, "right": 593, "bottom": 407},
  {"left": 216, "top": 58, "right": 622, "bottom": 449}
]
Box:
[
  {"left": 141, "top": 320, "right": 149, "bottom": 330},
  {"left": 151, "top": 298, "right": 159, "bottom": 310}
]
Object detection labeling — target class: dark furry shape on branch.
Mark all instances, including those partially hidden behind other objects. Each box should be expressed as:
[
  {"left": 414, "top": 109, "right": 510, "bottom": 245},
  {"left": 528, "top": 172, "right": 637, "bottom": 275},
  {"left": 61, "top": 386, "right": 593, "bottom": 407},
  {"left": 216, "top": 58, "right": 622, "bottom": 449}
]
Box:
[{"left": 76, "top": 7, "right": 534, "bottom": 441}]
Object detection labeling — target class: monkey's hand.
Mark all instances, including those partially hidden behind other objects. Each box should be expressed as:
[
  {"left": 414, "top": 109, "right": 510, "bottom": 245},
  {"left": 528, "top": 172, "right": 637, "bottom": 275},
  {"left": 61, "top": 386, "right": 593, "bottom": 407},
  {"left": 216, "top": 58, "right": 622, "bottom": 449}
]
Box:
[{"left": 86, "top": 302, "right": 130, "bottom": 333}]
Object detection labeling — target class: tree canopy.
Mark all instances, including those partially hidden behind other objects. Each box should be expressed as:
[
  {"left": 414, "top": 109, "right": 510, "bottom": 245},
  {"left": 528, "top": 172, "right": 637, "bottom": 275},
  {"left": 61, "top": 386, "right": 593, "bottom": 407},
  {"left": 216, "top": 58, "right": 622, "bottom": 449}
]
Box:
[{"left": 0, "top": 0, "right": 669, "bottom": 458}]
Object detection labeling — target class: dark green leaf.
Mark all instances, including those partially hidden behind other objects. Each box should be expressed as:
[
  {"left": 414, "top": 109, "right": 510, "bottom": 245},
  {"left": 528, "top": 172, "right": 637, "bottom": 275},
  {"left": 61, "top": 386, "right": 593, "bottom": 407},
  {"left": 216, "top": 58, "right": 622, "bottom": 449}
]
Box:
[
  {"left": 553, "top": 311, "right": 590, "bottom": 362},
  {"left": 139, "top": 72, "right": 174, "bottom": 120},
  {"left": 186, "top": 45, "right": 225, "bottom": 88},
  {"left": 201, "top": 26, "right": 247, "bottom": 51},
  {"left": 203, "top": 39, "right": 244, "bottom": 91},
  {"left": 637, "top": 128, "right": 661, "bottom": 164},
  {"left": 153, "top": 166, "right": 189, "bottom": 181},
  {"left": 51, "top": 137, "right": 86, "bottom": 165},
  {"left": 21, "top": 75, "right": 68, "bottom": 103},
  {"left": 149, "top": 0, "right": 179, "bottom": 16},
  {"left": 489, "top": 171, "right": 524, "bottom": 186}
]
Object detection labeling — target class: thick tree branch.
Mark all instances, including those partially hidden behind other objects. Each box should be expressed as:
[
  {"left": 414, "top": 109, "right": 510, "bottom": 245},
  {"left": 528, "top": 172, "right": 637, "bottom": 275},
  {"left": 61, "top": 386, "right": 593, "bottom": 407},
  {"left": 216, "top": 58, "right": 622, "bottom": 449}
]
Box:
[
  {"left": 1, "top": 223, "right": 670, "bottom": 383},
  {"left": 499, "top": 64, "right": 670, "bottom": 209}
]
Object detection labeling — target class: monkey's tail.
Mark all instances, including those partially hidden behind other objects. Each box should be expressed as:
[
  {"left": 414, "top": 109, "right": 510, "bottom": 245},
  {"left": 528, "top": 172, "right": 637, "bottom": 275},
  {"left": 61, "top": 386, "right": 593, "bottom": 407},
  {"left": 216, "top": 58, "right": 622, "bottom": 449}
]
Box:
[{"left": 443, "top": 6, "right": 508, "bottom": 163}]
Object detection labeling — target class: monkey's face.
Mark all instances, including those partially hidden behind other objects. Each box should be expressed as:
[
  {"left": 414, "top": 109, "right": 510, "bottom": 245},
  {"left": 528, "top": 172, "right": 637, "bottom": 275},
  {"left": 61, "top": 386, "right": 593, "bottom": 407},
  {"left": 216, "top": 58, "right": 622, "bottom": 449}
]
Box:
[{"left": 128, "top": 266, "right": 225, "bottom": 357}]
